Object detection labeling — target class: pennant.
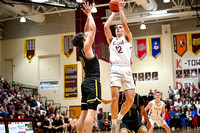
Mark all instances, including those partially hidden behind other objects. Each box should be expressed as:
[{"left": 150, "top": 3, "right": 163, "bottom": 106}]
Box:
[
  {"left": 135, "top": 39, "right": 147, "bottom": 60},
  {"left": 149, "top": 37, "right": 161, "bottom": 59},
  {"left": 174, "top": 34, "right": 187, "bottom": 57},
  {"left": 62, "top": 34, "right": 74, "bottom": 58},
  {"left": 24, "top": 39, "right": 35, "bottom": 62},
  {"left": 188, "top": 33, "right": 200, "bottom": 56}
]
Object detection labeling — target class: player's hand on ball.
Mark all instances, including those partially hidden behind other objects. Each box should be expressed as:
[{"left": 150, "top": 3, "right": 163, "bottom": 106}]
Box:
[
  {"left": 82, "top": 2, "right": 92, "bottom": 15},
  {"left": 118, "top": 0, "right": 126, "bottom": 9}
]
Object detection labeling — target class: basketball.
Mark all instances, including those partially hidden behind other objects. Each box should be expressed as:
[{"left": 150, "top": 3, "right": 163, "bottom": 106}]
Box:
[{"left": 109, "top": 0, "right": 119, "bottom": 12}]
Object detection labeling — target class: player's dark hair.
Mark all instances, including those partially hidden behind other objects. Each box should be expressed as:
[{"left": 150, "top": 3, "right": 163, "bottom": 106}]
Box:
[{"left": 72, "top": 32, "right": 84, "bottom": 49}]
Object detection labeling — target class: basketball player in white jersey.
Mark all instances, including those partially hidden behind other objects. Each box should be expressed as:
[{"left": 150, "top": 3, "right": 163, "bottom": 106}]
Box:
[
  {"left": 145, "top": 91, "right": 171, "bottom": 133},
  {"left": 104, "top": 0, "right": 135, "bottom": 132}
]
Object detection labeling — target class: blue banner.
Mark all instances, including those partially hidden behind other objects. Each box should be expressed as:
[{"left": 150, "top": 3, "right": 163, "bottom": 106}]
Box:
[{"left": 149, "top": 37, "right": 161, "bottom": 59}]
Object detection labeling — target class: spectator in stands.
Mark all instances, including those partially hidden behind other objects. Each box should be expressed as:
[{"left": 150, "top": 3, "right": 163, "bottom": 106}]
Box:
[
  {"left": 174, "top": 108, "right": 181, "bottom": 129},
  {"left": 168, "top": 86, "right": 174, "bottom": 98},
  {"left": 185, "top": 84, "right": 190, "bottom": 93},
  {"left": 3, "top": 95, "right": 11, "bottom": 104},
  {"left": 0, "top": 103, "right": 9, "bottom": 118},
  {"left": 186, "top": 108, "right": 192, "bottom": 130},
  {"left": 192, "top": 106, "right": 198, "bottom": 129},
  {"left": 192, "top": 85, "right": 198, "bottom": 95},
  {"left": 179, "top": 86, "right": 185, "bottom": 96},
  {"left": 173, "top": 88, "right": 179, "bottom": 97},
  {"left": 11, "top": 110, "right": 17, "bottom": 118},
  {"left": 63, "top": 115, "right": 70, "bottom": 133},
  {"left": 148, "top": 89, "right": 154, "bottom": 101},
  {"left": 3, "top": 80, "right": 10, "bottom": 91},
  {"left": 97, "top": 108, "right": 103, "bottom": 131},
  {"left": 34, "top": 111, "right": 43, "bottom": 129},
  {"left": 169, "top": 107, "right": 176, "bottom": 130},
  {"left": 56, "top": 109, "right": 61, "bottom": 117},
  {"left": 49, "top": 115, "right": 54, "bottom": 128},
  {"left": 30, "top": 96, "right": 37, "bottom": 111},
  {"left": 175, "top": 92, "right": 180, "bottom": 100},
  {"left": 49, "top": 106, "right": 54, "bottom": 115},
  {"left": 42, "top": 116, "right": 53, "bottom": 133},
  {"left": 180, "top": 107, "right": 186, "bottom": 129},
  {"left": 52, "top": 115, "right": 63, "bottom": 133},
  {"left": 41, "top": 111, "right": 46, "bottom": 122},
  {"left": 164, "top": 108, "right": 170, "bottom": 127}
]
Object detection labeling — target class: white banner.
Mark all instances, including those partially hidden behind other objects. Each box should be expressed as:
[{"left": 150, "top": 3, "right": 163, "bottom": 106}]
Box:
[
  {"left": 0, "top": 124, "right": 6, "bottom": 133},
  {"left": 40, "top": 81, "right": 59, "bottom": 90},
  {"left": 183, "top": 80, "right": 194, "bottom": 90},
  {"left": 182, "top": 58, "right": 200, "bottom": 69}
]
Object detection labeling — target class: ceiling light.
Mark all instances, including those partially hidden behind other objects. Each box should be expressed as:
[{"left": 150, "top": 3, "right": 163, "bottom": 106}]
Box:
[
  {"left": 76, "top": 0, "right": 83, "bottom": 3},
  {"left": 140, "top": 22, "right": 146, "bottom": 30},
  {"left": 91, "top": 3, "right": 97, "bottom": 13},
  {"left": 20, "top": 17, "right": 26, "bottom": 23},
  {"left": 163, "top": 0, "right": 170, "bottom": 3},
  {"left": 150, "top": 10, "right": 167, "bottom": 15},
  {"left": 32, "top": 0, "right": 48, "bottom": 3}
]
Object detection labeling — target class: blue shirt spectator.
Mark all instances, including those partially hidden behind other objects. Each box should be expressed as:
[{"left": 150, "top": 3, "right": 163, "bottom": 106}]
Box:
[{"left": 169, "top": 108, "right": 176, "bottom": 118}]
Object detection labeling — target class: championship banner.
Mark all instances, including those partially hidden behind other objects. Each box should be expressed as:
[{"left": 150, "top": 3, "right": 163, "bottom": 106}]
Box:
[
  {"left": 188, "top": 33, "right": 200, "bottom": 56},
  {"left": 149, "top": 37, "right": 161, "bottom": 59},
  {"left": 173, "top": 34, "right": 187, "bottom": 57},
  {"left": 24, "top": 39, "right": 35, "bottom": 62},
  {"left": 134, "top": 39, "right": 147, "bottom": 60},
  {"left": 182, "top": 58, "right": 200, "bottom": 69},
  {"left": 62, "top": 35, "right": 74, "bottom": 58},
  {"left": 64, "top": 64, "right": 78, "bottom": 99}
]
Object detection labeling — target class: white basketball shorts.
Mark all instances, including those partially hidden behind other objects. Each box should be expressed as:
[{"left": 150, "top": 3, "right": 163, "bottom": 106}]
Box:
[
  {"left": 110, "top": 65, "right": 135, "bottom": 90},
  {"left": 149, "top": 116, "right": 166, "bottom": 127}
]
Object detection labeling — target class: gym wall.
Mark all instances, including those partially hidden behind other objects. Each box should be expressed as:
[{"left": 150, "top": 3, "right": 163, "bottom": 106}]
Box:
[
  {"left": 1, "top": 11, "right": 200, "bottom": 112},
  {"left": 0, "top": 40, "right": 2, "bottom": 76}
]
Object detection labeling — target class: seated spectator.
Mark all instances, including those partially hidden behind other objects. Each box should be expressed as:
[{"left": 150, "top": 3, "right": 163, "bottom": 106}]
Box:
[
  {"left": 3, "top": 95, "right": 11, "bottom": 104},
  {"left": 52, "top": 115, "right": 63, "bottom": 133},
  {"left": 0, "top": 103, "right": 9, "bottom": 118},
  {"left": 34, "top": 111, "right": 43, "bottom": 129},
  {"left": 3, "top": 80, "right": 10, "bottom": 91},
  {"left": 169, "top": 107, "right": 176, "bottom": 130},
  {"left": 175, "top": 92, "right": 180, "bottom": 100},
  {"left": 180, "top": 107, "right": 186, "bottom": 129},
  {"left": 174, "top": 108, "right": 182, "bottom": 129},
  {"left": 164, "top": 108, "right": 170, "bottom": 127},
  {"left": 42, "top": 116, "right": 53, "bottom": 133},
  {"left": 63, "top": 115, "right": 71, "bottom": 132},
  {"left": 186, "top": 108, "right": 192, "bottom": 129}
]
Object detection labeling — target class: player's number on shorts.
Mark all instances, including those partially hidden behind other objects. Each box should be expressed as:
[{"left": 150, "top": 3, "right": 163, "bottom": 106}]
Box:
[{"left": 116, "top": 46, "right": 123, "bottom": 53}]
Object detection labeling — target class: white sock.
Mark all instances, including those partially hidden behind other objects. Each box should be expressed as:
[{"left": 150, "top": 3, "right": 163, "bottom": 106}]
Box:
[
  {"left": 118, "top": 113, "right": 124, "bottom": 120},
  {"left": 112, "top": 119, "right": 116, "bottom": 126}
]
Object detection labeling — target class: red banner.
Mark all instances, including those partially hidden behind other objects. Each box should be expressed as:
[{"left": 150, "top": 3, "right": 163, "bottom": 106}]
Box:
[{"left": 135, "top": 39, "right": 147, "bottom": 60}]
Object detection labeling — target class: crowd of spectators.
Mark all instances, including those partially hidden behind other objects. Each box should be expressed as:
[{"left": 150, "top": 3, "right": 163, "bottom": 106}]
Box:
[
  {"left": 1, "top": 76, "right": 200, "bottom": 132},
  {"left": 0, "top": 78, "right": 78, "bottom": 133},
  {"left": 147, "top": 85, "right": 200, "bottom": 131}
]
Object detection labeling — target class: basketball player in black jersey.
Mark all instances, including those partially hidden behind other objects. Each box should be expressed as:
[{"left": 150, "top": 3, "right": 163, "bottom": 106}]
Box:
[
  {"left": 119, "top": 92, "right": 151, "bottom": 133},
  {"left": 72, "top": 2, "right": 101, "bottom": 133}
]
